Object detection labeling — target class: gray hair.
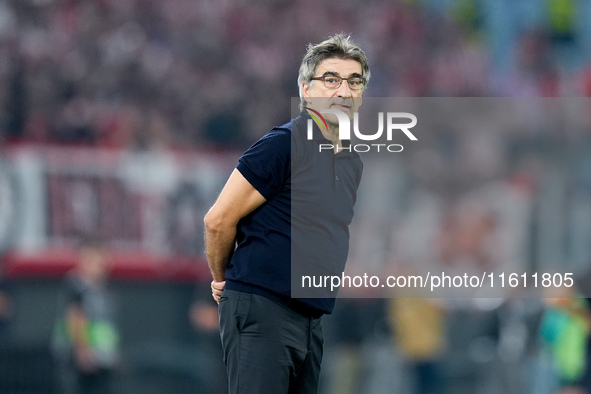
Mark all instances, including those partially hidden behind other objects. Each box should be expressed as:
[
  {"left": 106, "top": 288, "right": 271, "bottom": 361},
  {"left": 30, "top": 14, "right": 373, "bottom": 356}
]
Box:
[{"left": 298, "top": 33, "right": 371, "bottom": 108}]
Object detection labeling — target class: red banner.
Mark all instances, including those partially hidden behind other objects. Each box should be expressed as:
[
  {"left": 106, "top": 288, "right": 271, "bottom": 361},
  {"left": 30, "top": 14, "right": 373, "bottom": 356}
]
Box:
[{"left": 2, "top": 146, "right": 239, "bottom": 281}]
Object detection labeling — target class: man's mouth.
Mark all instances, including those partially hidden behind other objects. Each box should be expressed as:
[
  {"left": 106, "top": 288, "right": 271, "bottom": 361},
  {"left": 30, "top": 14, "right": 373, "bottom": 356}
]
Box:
[{"left": 331, "top": 103, "right": 352, "bottom": 111}]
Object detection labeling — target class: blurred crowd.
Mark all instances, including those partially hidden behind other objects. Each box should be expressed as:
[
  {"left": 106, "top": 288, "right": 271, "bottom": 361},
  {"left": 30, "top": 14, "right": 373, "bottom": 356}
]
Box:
[
  {"left": 1, "top": 0, "right": 591, "bottom": 150},
  {"left": 2, "top": 1, "right": 591, "bottom": 394}
]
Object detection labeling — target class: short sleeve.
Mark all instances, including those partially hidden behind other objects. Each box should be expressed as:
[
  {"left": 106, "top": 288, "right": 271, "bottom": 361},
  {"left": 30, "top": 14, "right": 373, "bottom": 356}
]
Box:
[{"left": 236, "top": 129, "right": 291, "bottom": 200}]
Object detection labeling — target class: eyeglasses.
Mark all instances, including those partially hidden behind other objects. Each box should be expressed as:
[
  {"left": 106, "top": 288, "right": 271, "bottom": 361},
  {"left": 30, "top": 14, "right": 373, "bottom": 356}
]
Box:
[{"left": 310, "top": 74, "right": 366, "bottom": 91}]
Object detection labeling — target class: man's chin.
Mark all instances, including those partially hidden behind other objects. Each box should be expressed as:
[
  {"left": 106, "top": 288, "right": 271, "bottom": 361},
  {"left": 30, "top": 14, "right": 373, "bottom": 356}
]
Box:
[{"left": 305, "top": 102, "right": 358, "bottom": 122}]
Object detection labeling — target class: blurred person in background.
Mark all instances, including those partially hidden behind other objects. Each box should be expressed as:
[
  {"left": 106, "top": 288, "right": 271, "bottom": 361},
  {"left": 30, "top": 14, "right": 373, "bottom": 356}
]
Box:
[
  {"left": 52, "top": 244, "right": 120, "bottom": 394},
  {"left": 187, "top": 287, "right": 227, "bottom": 394},
  {"left": 538, "top": 285, "right": 591, "bottom": 394},
  {"left": 204, "top": 33, "right": 368, "bottom": 394},
  {"left": 388, "top": 297, "right": 446, "bottom": 394}
]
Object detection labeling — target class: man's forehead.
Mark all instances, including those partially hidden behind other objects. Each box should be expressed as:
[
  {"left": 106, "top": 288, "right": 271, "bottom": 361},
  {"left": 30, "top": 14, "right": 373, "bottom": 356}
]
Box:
[{"left": 315, "top": 58, "right": 362, "bottom": 76}]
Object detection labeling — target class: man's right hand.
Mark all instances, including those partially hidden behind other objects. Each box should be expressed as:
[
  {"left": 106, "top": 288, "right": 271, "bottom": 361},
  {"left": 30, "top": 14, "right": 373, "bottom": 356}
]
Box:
[
  {"left": 204, "top": 169, "right": 266, "bottom": 304},
  {"left": 211, "top": 280, "right": 226, "bottom": 304}
]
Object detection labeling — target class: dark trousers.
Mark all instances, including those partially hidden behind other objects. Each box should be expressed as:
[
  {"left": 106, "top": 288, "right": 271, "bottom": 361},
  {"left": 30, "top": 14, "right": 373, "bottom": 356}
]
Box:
[{"left": 219, "top": 289, "right": 323, "bottom": 394}]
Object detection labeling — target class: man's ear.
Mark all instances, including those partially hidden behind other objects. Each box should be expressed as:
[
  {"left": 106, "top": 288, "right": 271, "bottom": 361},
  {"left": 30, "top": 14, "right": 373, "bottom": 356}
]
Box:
[
  {"left": 301, "top": 82, "right": 312, "bottom": 107},
  {"left": 302, "top": 82, "right": 310, "bottom": 99}
]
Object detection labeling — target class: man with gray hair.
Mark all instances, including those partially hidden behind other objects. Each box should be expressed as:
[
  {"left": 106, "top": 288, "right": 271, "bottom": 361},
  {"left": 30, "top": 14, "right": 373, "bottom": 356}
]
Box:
[{"left": 205, "top": 33, "right": 369, "bottom": 394}]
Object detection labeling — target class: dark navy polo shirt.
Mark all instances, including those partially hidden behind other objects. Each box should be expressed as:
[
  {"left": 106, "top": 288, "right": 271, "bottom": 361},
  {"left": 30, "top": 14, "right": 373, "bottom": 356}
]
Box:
[{"left": 224, "top": 111, "right": 363, "bottom": 316}]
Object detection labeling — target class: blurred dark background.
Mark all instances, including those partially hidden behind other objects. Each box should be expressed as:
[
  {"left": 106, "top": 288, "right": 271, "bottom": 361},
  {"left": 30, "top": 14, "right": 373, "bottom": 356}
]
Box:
[{"left": 1, "top": 0, "right": 591, "bottom": 393}]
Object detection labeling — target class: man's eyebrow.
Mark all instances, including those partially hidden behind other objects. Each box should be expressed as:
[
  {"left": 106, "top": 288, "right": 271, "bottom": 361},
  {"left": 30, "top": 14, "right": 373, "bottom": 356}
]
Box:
[
  {"left": 321, "top": 71, "right": 339, "bottom": 77},
  {"left": 320, "top": 71, "right": 364, "bottom": 78}
]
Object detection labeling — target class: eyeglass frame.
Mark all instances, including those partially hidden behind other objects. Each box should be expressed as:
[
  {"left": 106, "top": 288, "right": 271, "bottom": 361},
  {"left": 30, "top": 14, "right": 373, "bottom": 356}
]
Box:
[{"left": 309, "top": 72, "right": 367, "bottom": 91}]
